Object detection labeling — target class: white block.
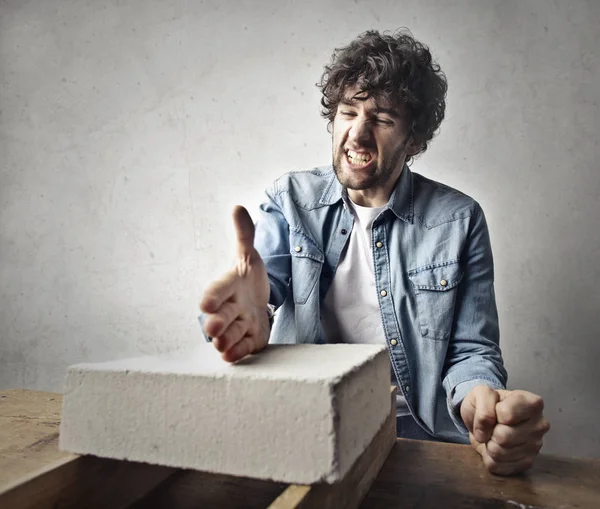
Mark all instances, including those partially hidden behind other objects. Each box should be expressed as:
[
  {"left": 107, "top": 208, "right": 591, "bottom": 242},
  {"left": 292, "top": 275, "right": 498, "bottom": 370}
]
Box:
[{"left": 59, "top": 343, "right": 391, "bottom": 484}]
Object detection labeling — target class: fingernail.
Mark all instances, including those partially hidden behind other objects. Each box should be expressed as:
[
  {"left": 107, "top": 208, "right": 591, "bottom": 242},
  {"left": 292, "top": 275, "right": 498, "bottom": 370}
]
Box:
[{"left": 475, "top": 429, "right": 486, "bottom": 442}]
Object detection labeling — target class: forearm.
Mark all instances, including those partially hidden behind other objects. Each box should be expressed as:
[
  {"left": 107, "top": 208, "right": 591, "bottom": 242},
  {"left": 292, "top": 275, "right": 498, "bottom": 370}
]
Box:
[{"left": 442, "top": 202, "right": 508, "bottom": 434}]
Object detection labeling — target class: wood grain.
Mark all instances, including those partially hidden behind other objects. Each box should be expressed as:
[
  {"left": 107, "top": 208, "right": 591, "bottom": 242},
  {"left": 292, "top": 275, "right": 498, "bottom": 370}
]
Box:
[
  {"left": 0, "top": 388, "right": 75, "bottom": 490},
  {"left": 362, "top": 438, "right": 600, "bottom": 509},
  {"left": 3, "top": 388, "right": 600, "bottom": 509},
  {"left": 0, "top": 389, "right": 175, "bottom": 509},
  {"left": 130, "top": 469, "right": 288, "bottom": 509}
]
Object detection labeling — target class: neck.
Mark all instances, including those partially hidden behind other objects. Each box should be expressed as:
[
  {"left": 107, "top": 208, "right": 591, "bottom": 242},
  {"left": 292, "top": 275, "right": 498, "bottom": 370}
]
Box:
[{"left": 347, "top": 166, "right": 403, "bottom": 207}]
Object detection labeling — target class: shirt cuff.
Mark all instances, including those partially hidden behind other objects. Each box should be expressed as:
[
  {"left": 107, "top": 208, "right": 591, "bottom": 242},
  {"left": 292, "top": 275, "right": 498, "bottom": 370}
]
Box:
[
  {"left": 197, "top": 314, "right": 212, "bottom": 342},
  {"left": 447, "top": 378, "right": 506, "bottom": 436}
]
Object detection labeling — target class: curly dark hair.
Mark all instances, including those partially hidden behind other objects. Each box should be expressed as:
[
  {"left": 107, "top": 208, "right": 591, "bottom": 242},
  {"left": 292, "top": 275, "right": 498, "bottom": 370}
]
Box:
[{"left": 317, "top": 29, "right": 447, "bottom": 162}]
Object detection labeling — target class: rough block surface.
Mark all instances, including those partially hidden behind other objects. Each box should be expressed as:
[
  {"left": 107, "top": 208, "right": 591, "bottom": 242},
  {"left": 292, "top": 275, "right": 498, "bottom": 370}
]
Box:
[{"left": 59, "top": 343, "right": 391, "bottom": 484}]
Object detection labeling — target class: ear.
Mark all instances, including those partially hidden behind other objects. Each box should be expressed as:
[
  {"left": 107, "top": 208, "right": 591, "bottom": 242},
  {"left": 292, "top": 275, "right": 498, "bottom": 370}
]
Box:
[{"left": 406, "top": 138, "right": 422, "bottom": 156}]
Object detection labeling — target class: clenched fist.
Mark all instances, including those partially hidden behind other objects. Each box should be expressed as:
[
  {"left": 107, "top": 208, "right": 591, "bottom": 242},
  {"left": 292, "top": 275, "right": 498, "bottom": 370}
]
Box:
[{"left": 461, "top": 386, "right": 550, "bottom": 475}]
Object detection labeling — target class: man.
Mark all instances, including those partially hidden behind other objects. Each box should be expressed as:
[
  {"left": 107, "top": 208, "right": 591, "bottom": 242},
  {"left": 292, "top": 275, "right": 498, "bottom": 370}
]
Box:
[{"left": 199, "top": 30, "right": 550, "bottom": 475}]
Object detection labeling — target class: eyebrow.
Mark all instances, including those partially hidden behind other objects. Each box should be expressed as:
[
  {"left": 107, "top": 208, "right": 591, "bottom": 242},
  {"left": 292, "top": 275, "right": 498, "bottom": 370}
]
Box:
[{"left": 339, "top": 97, "right": 400, "bottom": 118}]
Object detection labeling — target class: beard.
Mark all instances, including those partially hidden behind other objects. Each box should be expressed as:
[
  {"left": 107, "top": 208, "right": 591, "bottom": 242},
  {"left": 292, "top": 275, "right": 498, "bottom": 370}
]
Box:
[{"left": 332, "top": 137, "right": 409, "bottom": 191}]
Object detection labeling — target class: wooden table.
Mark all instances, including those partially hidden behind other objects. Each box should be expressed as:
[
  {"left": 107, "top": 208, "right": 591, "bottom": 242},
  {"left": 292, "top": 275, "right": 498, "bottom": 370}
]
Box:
[{"left": 2, "top": 389, "right": 599, "bottom": 508}]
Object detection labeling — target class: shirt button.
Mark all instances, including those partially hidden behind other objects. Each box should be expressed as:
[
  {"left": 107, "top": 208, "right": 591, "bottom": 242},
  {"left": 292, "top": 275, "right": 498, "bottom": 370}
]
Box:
[
  {"left": 440, "top": 279, "right": 448, "bottom": 287},
  {"left": 380, "top": 290, "right": 387, "bottom": 297},
  {"left": 341, "top": 229, "right": 348, "bottom": 235},
  {"left": 390, "top": 339, "right": 398, "bottom": 346},
  {"left": 405, "top": 385, "right": 410, "bottom": 392},
  {"left": 376, "top": 241, "right": 383, "bottom": 248},
  {"left": 294, "top": 246, "right": 302, "bottom": 252}
]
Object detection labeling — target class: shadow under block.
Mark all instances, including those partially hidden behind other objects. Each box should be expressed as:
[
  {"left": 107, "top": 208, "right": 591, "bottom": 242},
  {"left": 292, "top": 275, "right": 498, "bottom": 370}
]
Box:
[{"left": 59, "top": 343, "right": 391, "bottom": 485}]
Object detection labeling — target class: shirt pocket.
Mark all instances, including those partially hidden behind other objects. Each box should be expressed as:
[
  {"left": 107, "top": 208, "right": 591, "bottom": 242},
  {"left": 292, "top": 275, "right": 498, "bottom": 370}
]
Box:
[
  {"left": 289, "top": 229, "right": 324, "bottom": 305},
  {"left": 408, "top": 261, "right": 464, "bottom": 341}
]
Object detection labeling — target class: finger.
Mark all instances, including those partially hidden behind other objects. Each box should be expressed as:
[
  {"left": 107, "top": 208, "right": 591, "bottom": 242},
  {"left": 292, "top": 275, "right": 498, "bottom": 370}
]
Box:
[
  {"left": 222, "top": 334, "right": 255, "bottom": 363},
  {"left": 496, "top": 391, "right": 544, "bottom": 426},
  {"left": 469, "top": 432, "right": 487, "bottom": 456},
  {"left": 233, "top": 206, "right": 255, "bottom": 277},
  {"left": 213, "top": 317, "right": 250, "bottom": 353},
  {"left": 200, "top": 270, "right": 239, "bottom": 313},
  {"left": 486, "top": 438, "right": 544, "bottom": 463},
  {"left": 202, "top": 301, "right": 243, "bottom": 338},
  {"left": 470, "top": 386, "right": 500, "bottom": 443},
  {"left": 490, "top": 418, "right": 551, "bottom": 448},
  {"left": 481, "top": 447, "right": 535, "bottom": 476}
]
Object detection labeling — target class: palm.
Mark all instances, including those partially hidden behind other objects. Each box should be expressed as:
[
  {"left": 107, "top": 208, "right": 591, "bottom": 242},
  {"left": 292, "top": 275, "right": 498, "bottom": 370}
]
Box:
[
  {"left": 200, "top": 205, "right": 272, "bottom": 362},
  {"left": 232, "top": 206, "right": 270, "bottom": 313},
  {"left": 237, "top": 246, "right": 270, "bottom": 316}
]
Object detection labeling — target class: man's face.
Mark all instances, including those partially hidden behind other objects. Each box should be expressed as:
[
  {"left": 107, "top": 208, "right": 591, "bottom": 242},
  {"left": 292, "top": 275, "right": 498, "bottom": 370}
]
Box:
[{"left": 332, "top": 87, "right": 415, "bottom": 199}]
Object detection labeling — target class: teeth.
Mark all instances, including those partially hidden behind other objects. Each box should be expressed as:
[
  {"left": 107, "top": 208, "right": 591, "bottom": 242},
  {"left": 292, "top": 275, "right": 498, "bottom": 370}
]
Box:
[{"left": 347, "top": 149, "right": 371, "bottom": 164}]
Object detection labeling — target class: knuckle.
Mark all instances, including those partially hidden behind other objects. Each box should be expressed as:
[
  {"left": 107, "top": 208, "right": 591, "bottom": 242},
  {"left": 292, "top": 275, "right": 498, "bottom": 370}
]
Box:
[
  {"left": 483, "top": 454, "right": 498, "bottom": 472},
  {"left": 212, "top": 336, "right": 224, "bottom": 351},
  {"left": 493, "top": 429, "right": 511, "bottom": 447},
  {"left": 200, "top": 294, "right": 217, "bottom": 312},
  {"left": 486, "top": 444, "right": 504, "bottom": 462},
  {"left": 522, "top": 457, "right": 534, "bottom": 471},
  {"left": 531, "top": 395, "right": 544, "bottom": 412},
  {"left": 212, "top": 315, "right": 226, "bottom": 331},
  {"left": 204, "top": 317, "right": 222, "bottom": 338},
  {"left": 540, "top": 419, "right": 551, "bottom": 434},
  {"left": 478, "top": 413, "right": 496, "bottom": 426},
  {"left": 495, "top": 408, "right": 511, "bottom": 425},
  {"left": 534, "top": 419, "right": 550, "bottom": 436}
]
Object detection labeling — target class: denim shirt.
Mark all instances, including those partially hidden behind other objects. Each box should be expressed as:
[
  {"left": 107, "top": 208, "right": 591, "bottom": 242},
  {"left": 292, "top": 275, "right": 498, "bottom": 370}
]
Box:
[{"left": 201, "top": 164, "right": 507, "bottom": 443}]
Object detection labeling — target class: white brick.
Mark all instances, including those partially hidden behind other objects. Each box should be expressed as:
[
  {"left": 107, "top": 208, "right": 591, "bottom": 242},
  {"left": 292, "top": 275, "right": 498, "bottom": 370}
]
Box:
[{"left": 59, "top": 343, "right": 391, "bottom": 484}]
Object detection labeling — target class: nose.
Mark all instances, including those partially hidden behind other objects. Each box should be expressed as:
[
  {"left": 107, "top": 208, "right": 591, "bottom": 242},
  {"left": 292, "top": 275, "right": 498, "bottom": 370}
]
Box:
[{"left": 348, "top": 116, "right": 373, "bottom": 145}]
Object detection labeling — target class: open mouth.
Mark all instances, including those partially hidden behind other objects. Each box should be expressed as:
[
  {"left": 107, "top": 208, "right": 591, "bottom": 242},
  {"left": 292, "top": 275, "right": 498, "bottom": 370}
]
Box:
[{"left": 345, "top": 149, "right": 374, "bottom": 169}]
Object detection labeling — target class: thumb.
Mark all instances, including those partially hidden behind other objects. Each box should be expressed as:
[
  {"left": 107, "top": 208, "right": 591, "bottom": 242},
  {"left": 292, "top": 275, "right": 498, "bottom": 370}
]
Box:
[
  {"left": 461, "top": 385, "right": 499, "bottom": 444},
  {"left": 233, "top": 205, "right": 256, "bottom": 277}
]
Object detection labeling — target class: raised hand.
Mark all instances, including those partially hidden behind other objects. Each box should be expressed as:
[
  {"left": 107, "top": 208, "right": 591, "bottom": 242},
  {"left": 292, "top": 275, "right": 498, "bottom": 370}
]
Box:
[{"left": 200, "top": 206, "right": 271, "bottom": 362}]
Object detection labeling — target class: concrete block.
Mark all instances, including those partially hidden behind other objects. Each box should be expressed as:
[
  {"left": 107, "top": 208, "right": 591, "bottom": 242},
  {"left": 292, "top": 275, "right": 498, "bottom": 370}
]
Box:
[{"left": 59, "top": 343, "right": 391, "bottom": 484}]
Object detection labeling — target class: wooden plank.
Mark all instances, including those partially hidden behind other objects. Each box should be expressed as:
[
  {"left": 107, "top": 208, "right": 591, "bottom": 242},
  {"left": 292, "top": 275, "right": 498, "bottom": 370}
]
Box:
[
  {"left": 362, "top": 438, "right": 600, "bottom": 509},
  {"left": 266, "top": 485, "right": 311, "bottom": 509},
  {"left": 0, "top": 389, "right": 176, "bottom": 509},
  {"left": 0, "top": 389, "right": 75, "bottom": 490},
  {"left": 0, "top": 454, "right": 176, "bottom": 509},
  {"left": 268, "top": 387, "right": 397, "bottom": 509},
  {"left": 130, "top": 469, "right": 288, "bottom": 509},
  {"left": 5, "top": 388, "right": 600, "bottom": 508}
]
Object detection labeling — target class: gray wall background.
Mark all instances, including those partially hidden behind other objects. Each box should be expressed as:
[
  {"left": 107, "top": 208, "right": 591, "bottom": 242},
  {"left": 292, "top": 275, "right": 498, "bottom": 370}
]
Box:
[{"left": 1, "top": 0, "right": 598, "bottom": 458}]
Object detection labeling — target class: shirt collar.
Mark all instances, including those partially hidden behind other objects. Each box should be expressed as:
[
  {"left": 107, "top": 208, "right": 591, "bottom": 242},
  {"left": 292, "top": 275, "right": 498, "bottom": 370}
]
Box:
[{"left": 319, "top": 164, "right": 414, "bottom": 223}]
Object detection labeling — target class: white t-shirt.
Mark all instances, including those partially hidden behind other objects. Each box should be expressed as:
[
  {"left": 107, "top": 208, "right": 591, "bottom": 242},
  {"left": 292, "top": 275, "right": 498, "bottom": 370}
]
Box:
[{"left": 322, "top": 198, "right": 410, "bottom": 417}]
